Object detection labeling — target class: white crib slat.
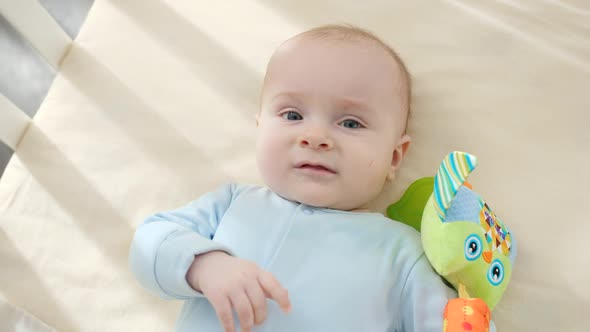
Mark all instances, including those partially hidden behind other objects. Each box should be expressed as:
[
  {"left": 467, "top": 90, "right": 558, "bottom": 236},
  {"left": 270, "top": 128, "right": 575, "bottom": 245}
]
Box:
[
  {"left": 0, "top": 93, "right": 31, "bottom": 150},
  {"left": 0, "top": 0, "right": 72, "bottom": 69}
]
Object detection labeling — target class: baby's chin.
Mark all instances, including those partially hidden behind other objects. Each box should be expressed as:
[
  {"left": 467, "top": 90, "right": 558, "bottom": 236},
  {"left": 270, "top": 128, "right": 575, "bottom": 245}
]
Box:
[{"left": 273, "top": 185, "right": 363, "bottom": 211}]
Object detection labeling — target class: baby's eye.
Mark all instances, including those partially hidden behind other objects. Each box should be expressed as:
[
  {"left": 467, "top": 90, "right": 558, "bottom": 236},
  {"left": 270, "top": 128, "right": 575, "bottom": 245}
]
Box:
[
  {"left": 282, "top": 111, "right": 303, "bottom": 121},
  {"left": 339, "top": 119, "right": 363, "bottom": 129}
]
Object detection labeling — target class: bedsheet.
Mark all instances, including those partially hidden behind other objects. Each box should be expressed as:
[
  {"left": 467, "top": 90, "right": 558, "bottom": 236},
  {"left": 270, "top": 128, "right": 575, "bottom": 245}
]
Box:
[{"left": 1, "top": 0, "right": 589, "bottom": 331}]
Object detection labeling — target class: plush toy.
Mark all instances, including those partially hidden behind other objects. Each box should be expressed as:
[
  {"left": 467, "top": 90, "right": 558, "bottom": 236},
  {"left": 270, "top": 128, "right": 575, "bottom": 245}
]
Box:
[{"left": 387, "top": 151, "right": 516, "bottom": 331}]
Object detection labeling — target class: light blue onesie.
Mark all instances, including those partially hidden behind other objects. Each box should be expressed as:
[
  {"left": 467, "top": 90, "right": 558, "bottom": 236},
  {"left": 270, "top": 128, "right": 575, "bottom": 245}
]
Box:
[{"left": 129, "top": 183, "right": 458, "bottom": 331}]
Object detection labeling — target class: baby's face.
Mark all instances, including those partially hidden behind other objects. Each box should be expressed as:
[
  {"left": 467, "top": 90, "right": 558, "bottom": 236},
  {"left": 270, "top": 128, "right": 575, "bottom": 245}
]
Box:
[{"left": 256, "top": 38, "right": 409, "bottom": 211}]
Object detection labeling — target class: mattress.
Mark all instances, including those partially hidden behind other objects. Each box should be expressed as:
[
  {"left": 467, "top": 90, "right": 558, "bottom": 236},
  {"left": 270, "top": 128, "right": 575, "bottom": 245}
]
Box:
[{"left": 1, "top": 0, "right": 589, "bottom": 330}]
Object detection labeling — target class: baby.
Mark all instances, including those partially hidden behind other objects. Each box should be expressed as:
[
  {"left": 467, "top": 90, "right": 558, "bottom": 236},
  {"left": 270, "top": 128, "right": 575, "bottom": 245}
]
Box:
[{"left": 129, "top": 25, "right": 455, "bottom": 332}]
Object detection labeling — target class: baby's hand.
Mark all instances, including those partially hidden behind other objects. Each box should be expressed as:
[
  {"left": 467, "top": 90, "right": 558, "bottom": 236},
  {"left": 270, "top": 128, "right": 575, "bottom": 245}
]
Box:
[{"left": 186, "top": 251, "right": 291, "bottom": 332}]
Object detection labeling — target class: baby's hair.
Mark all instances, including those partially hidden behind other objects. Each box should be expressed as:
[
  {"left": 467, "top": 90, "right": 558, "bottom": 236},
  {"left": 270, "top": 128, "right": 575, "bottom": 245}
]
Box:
[{"left": 292, "top": 24, "right": 412, "bottom": 133}]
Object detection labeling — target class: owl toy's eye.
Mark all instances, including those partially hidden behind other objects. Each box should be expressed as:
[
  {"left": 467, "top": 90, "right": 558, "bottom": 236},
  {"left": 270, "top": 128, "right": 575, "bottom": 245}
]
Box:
[
  {"left": 487, "top": 259, "right": 504, "bottom": 286},
  {"left": 464, "top": 234, "right": 483, "bottom": 261}
]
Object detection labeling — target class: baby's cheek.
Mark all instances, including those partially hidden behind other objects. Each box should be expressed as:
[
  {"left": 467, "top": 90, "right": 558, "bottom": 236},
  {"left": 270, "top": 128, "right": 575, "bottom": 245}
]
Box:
[
  {"left": 257, "top": 138, "right": 284, "bottom": 180},
  {"left": 356, "top": 154, "right": 391, "bottom": 188},
  {"left": 355, "top": 148, "right": 387, "bottom": 172},
  {"left": 257, "top": 145, "right": 274, "bottom": 174}
]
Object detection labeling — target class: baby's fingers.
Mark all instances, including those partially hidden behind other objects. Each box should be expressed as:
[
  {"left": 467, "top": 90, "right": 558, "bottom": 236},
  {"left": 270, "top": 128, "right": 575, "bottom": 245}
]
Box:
[
  {"left": 209, "top": 295, "right": 235, "bottom": 332},
  {"left": 230, "top": 291, "right": 254, "bottom": 332},
  {"left": 258, "top": 271, "right": 291, "bottom": 314},
  {"left": 246, "top": 281, "right": 268, "bottom": 325}
]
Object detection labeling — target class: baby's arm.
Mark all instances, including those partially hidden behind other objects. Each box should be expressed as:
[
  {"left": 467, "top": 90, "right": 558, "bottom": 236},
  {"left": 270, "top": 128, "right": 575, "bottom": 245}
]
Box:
[
  {"left": 128, "top": 184, "right": 291, "bottom": 332},
  {"left": 128, "top": 183, "right": 236, "bottom": 299},
  {"left": 399, "top": 254, "right": 496, "bottom": 332}
]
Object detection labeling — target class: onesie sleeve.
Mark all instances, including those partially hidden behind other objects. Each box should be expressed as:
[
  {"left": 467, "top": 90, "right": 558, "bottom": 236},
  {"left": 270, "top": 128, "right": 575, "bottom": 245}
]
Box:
[
  {"left": 128, "top": 183, "right": 236, "bottom": 300},
  {"left": 398, "top": 254, "right": 497, "bottom": 332},
  {"left": 399, "top": 254, "right": 456, "bottom": 332}
]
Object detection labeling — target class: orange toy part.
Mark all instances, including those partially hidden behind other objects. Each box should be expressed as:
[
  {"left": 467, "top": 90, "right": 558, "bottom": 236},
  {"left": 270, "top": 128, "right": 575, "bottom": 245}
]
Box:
[{"left": 443, "top": 298, "right": 491, "bottom": 332}]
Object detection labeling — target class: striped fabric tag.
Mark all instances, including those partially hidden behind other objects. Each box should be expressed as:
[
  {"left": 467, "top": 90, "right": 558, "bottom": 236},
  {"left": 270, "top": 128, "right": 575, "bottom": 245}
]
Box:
[{"left": 433, "top": 151, "right": 478, "bottom": 220}]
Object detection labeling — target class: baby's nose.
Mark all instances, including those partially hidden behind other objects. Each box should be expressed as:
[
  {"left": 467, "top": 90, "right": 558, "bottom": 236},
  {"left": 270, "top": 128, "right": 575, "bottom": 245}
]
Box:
[{"left": 298, "top": 134, "right": 333, "bottom": 150}]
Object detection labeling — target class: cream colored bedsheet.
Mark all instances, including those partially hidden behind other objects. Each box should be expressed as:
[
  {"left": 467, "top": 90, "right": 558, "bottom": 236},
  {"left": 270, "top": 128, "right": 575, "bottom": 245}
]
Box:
[
  {"left": 0, "top": 298, "right": 55, "bottom": 332},
  {"left": 1, "top": 0, "right": 589, "bottom": 331}
]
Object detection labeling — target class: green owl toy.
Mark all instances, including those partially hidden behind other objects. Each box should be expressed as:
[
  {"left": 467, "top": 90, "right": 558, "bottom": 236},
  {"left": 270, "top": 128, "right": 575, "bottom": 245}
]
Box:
[{"left": 387, "top": 151, "right": 516, "bottom": 331}]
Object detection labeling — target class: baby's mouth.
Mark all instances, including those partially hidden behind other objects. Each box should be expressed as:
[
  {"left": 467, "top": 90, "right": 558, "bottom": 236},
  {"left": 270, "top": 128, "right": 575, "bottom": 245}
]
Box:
[{"left": 295, "top": 163, "right": 337, "bottom": 174}]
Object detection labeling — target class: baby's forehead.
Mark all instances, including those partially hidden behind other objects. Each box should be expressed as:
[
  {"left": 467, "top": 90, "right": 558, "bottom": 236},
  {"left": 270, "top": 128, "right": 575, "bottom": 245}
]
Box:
[
  {"left": 265, "top": 42, "right": 404, "bottom": 110},
  {"left": 267, "top": 38, "right": 406, "bottom": 99},
  {"left": 262, "top": 26, "right": 411, "bottom": 131},
  {"left": 279, "top": 36, "right": 393, "bottom": 61},
  {"left": 270, "top": 37, "right": 403, "bottom": 80}
]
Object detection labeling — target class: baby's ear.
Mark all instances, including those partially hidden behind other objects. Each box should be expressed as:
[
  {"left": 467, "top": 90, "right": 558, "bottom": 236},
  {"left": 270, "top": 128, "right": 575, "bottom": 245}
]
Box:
[{"left": 387, "top": 134, "right": 411, "bottom": 180}]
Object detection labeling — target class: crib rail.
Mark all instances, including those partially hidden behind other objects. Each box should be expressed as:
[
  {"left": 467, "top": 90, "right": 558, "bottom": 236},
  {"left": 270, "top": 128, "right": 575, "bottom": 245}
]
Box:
[
  {"left": 0, "top": 0, "right": 72, "bottom": 69},
  {"left": 0, "top": 0, "right": 73, "bottom": 150},
  {"left": 0, "top": 93, "right": 31, "bottom": 150}
]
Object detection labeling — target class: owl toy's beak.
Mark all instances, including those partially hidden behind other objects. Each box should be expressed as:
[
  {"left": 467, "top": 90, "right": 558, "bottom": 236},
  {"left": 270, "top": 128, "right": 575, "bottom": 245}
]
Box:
[{"left": 483, "top": 250, "right": 492, "bottom": 264}]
